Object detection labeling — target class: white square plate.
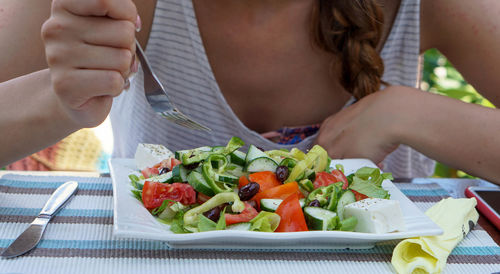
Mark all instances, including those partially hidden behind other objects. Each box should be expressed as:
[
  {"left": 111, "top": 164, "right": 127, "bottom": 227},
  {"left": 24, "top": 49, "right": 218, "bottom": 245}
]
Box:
[{"left": 109, "top": 158, "right": 443, "bottom": 249}]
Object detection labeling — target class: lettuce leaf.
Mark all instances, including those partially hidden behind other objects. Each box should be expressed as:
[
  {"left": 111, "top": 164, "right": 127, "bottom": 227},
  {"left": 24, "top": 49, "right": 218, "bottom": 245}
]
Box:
[
  {"left": 215, "top": 208, "right": 227, "bottom": 230},
  {"left": 249, "top": 212, "right": 281, "bottom": 232},
  {"left": 354, "top": 167, "right": 393, "bottom": 187},
  {"left": 197, "top": 214, "right": 217, "bottom": 232},
  {"left": 350, "top": 176, "right": 390, "bottom": 199},
  {"left": 170, "top": 211, "right": 191, "bottom": 234}
]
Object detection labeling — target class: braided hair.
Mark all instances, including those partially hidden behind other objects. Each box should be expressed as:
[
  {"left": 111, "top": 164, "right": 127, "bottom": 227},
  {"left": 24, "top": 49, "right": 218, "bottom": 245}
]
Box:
[{"left": 312, "top": 0, "right": 387, "bottom": 99}]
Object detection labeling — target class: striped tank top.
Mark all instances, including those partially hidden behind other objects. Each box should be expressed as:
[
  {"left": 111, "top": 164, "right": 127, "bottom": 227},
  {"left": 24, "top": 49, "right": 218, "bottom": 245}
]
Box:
[{"left": 110, "top": 0, "right": 436, "bottom": 178}]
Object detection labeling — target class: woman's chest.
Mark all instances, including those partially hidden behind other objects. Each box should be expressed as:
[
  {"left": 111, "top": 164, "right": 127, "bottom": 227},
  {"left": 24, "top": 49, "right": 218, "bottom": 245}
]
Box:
[{"left": 192, "top": 1, "right": 351, "bottom": 132}]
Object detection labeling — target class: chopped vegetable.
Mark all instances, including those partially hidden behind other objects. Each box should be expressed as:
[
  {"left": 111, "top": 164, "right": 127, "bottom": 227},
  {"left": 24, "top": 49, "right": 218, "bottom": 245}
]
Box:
[
  {"left": 183, "top": 192, "right": 245, "bottom": 226},
  {"left": 252, "top": 181, "right": 302, "bottom": 207},
  {"left": 130, "top": 137, "right": 397, "bottom": 235},
  {"left": 275, "top": 193, "right": 308, "bottom": 232},
  {"left": 225, "top": 202, "right": 258, "bottom": 226},
  {"left": 248, "top": 171, "right": 282, "bottom": 191},
  {"left": 142, "top": 181, "right": 196, "bottom": 209}
]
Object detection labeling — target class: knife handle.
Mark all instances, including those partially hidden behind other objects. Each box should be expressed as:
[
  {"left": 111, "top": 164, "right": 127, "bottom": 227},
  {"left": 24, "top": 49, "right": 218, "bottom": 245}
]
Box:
[{"left": 39, "top": 181, "right": 78, "bottom": 217}]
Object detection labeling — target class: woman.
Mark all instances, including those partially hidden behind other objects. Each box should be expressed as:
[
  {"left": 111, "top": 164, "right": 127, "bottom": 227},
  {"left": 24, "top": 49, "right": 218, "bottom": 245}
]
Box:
[{"left": 0, "top": 0, "right": 499, "bottom": 183}]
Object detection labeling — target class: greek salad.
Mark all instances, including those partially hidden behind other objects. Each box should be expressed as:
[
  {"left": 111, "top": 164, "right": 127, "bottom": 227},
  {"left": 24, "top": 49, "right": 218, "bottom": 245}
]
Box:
[{"left": 128, "top": 137, "right": 406, "bottom": 234}]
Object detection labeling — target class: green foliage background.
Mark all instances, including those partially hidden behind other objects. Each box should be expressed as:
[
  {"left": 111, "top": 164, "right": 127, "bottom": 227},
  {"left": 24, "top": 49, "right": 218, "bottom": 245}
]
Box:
[{"left": 422, "top": 49, "right": 494, "bottom": 178}]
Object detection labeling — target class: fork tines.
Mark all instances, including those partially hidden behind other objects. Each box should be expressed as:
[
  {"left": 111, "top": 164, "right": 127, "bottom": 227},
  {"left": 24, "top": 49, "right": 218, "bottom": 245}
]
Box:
[{"left": 161, "top": 109, "right": 211, "bottom": 131}]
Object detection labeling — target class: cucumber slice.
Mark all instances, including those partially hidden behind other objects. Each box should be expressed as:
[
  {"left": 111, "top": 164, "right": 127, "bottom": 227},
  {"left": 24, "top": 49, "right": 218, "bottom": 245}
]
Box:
[
  {"left": 172, "top": 165, "right": 189, "bottom": 182},
  {"left": 143, "top": 171, "right": 173, "bottom": 184},
  {"left": 260, "top": 199, "right": 283, "bottom": 212},
  {"left": 224, "top": 164, "right": 245, "bottom": 178},
  {"left": 187, "top": 171, "right": 215, "bottom": 196},
  {"left": 245, "top": 157, "right": 278, "bottom": 173},
  {"left": 226, "top": 222, "right": 252, "bottom": 231},
  {"left": 304, "top": 207, "right": 338, "bottom": 231},
  {"left": 261, "top": 198, "right": 305, "bottom": 212},
  {"left": 215, "top": 173, "right": 239, "bottom": 184},
  {"left": 230, "top": 150, "right": 247, "bottom": 166},
  {"left": 245, "top": 145, "right": 268, "bottom": 163},
  {"left": 336, "top": 190, "right": 356, "bottom": 220},
  {"left": 175, "top": 146, "right": 212, "bottom": 160}
]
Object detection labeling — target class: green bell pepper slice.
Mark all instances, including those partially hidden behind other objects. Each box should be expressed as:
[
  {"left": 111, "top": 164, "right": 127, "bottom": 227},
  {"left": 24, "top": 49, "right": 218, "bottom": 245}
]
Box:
[
  {"left": 184, "top": 192, "right": 245, "bottom": 226},
  {"left": 202, "top": 153, "right": 234, "bottom": 194}
]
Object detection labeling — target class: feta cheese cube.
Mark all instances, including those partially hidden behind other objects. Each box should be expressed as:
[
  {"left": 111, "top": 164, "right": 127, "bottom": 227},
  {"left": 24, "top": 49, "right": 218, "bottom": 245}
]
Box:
[
  {"left": 343, "top": 198, "right": 406, "bottom": 233},
  {"left": 134, "top": 143, "right": 174, "bottom": 170}
]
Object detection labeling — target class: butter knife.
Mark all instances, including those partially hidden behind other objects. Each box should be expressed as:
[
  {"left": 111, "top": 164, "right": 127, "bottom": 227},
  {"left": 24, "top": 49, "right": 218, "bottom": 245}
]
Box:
[{"left": 1, "top": 181, "right": 78, "bottom": 259}]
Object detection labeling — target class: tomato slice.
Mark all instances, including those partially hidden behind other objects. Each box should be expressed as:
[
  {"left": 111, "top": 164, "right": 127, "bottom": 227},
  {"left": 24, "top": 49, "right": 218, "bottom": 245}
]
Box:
[
  {"left": 351, "top": 189, "right": 369, "bottom": 201},
  {"left": 238, "top": 175, "right": 251, "bottom": 189},
  {"left": 239, "top": 171, "right": 282, "bottom": 192},
  {"left": 159, "top": 158, "right": 182, "bottom": 170},
  {"left": 275, "top": 193, "right": 308, "bottom": 232},
  {"left": 142, "top": 181, "right": 196, "bottom": 209},
  {"left": 141, "top": 167, "right": 159, "bottom": 179},
  {"left": 225, "top": 202, "right": 258, "bottom": 226},
  {"left": 252, "top": 181, "right": 303, "bottom": 207},
  {"left": 248, "top": 171, "right": 282, "bottom": 191},
  {"left": 313, "top": 170, "right": 349, "bottom": 190}
]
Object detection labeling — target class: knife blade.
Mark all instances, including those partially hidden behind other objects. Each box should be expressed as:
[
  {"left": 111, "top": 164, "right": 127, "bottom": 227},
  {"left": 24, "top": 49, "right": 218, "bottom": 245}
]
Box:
[{"left": 1, "top": 180, "right": 78, "bottom": 259}]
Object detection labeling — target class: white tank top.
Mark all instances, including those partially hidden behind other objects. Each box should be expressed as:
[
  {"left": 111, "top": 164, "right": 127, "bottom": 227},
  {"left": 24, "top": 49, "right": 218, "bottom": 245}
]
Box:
[{"left": 110, "top": 0, "right": 435, "bottom": 178}]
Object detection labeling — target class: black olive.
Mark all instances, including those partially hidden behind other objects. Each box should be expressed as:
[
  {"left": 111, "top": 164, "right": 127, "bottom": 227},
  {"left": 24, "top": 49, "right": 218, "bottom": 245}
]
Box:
[
  {"left": 203, "top": 206, "right": 222, "bottom": 222},
  {"left": 308, "top": 200, "right": 321, "bottom": 207},
  {"left": 238, "top": 182, "right": 260, "bottom": 201},
  {"left": 275, "top": 165, "right": 289, "bottom": 182},
  {"left": 158, "top": 167, "right": 170, "bottom": 175}
]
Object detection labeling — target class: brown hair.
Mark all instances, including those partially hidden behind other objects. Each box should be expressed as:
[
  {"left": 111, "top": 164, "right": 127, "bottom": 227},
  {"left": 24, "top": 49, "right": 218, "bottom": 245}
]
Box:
[{"left": 312, "top": 0, "right": 386, "bottom": 99}]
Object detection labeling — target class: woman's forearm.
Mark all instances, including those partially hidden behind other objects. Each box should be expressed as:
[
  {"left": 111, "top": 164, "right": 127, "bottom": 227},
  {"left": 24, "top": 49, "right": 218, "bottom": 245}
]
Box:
[
  {"left": 399, "top": 88, "right": 500, "bottom": 184},
  {"left": 0, "top": 69, "right": 78, "bottom": 167}
]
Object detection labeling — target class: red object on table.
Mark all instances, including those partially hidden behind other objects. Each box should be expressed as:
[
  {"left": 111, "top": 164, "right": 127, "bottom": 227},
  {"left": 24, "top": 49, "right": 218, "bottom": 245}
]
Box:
[{"left": 465, "top": 187, "right": 500, "bottom": 231}]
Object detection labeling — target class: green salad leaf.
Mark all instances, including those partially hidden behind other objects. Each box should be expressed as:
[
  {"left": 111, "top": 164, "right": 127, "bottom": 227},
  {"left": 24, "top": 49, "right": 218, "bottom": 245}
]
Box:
[
  {"left": 197, "top": 214, "right": 217, "bottom": 232},
  {"left": 170, "top": 211, "right": 191, "bottom": 234},
  {"left": 249, "top": 211, "right": 280, "bottom": 232},
  {"left": 151, "top": 199, "right": 175, "bottom": 216},
  {"left": 346, "top": 166, "right": 393, "bottom": 199},
  {"left": 338, "top": 216, "right": 357, "bottom": 231},
  {"left": 131, "top": 190, "right": 142, "bottom": 203},
  {"left": 216, "top": 208, "right": 227, "bottom": 230}
]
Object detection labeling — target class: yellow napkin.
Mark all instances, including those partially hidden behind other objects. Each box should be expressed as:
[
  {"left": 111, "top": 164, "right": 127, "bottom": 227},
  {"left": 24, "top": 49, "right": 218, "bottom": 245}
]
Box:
[{"left": 391, "top": 197, "right": 479, "bottom": 274}]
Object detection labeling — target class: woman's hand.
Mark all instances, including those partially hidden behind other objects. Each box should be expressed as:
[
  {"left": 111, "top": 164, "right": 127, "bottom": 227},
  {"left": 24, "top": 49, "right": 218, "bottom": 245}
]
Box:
[
  {"left": 41, "top": 0, "right": 138, "bottom": 128},
  {"left": 316, "top": 86, "right": 418, "bottom": 164}
]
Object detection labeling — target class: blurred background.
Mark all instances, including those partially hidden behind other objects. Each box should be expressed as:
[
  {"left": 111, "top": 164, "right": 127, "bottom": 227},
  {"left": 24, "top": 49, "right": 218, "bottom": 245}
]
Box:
[{"left": 2, "top": 49, "right": 495, "bottom": 178}]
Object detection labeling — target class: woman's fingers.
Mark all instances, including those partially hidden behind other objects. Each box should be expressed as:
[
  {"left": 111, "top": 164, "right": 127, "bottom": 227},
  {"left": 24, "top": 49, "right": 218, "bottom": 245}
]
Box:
[
  {"left": 54, "top": 0, "right": 137, "bottom": 21},
  {"left": 80, "top": 17, "right": 137, "bottom": 49},
  {"left": 46, "top": 42, "right": 134, "bottom": 78},
  {"left": 51, "top": 69, "right": 125, "bottom": 108},
  {"left": 316, "top": 90, "right": 401, "bottom": 164},
  {"left": 42, "top": 0, "right": 138, "bottom": 128}
]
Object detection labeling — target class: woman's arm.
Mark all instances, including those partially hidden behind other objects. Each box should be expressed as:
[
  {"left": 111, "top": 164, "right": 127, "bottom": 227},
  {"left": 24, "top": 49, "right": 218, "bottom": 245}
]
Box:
[
  {"left": 421, "top": 0, "right": 500, "bottom": 104},
  {"left": 0, "top": 0, "right": 73, "bottom": 167},
  {"left": 318, "top": 0, "right": 500, "bottom": 184},
  {"left": 0, "top": 0, "right": 51, "bottom": 82},
  {"left": 0, "top": 0, "right": 138, "bottom": 167},
  {"left": 0, "top": 69, "right": 78, "bottom": 167},
  {"left": 409, "top": 0, "right": 500, "bottom": 182}
]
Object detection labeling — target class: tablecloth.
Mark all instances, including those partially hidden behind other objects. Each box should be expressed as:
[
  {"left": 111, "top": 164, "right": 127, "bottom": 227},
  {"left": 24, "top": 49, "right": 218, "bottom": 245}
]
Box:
[{"left": 0, "top": 174, "right": 499, "bottom": 274}]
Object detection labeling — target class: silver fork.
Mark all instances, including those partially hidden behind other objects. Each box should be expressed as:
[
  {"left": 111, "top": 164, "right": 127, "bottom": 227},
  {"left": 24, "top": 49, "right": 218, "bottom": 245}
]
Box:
[{"left": 134, "top": 40, "right": 211, "bottom": 131}]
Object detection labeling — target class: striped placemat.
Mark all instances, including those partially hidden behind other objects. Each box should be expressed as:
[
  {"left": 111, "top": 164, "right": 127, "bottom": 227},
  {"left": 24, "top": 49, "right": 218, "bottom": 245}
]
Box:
[{"left": 0, "top": 175, "right": 499, "bottom": 274}]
